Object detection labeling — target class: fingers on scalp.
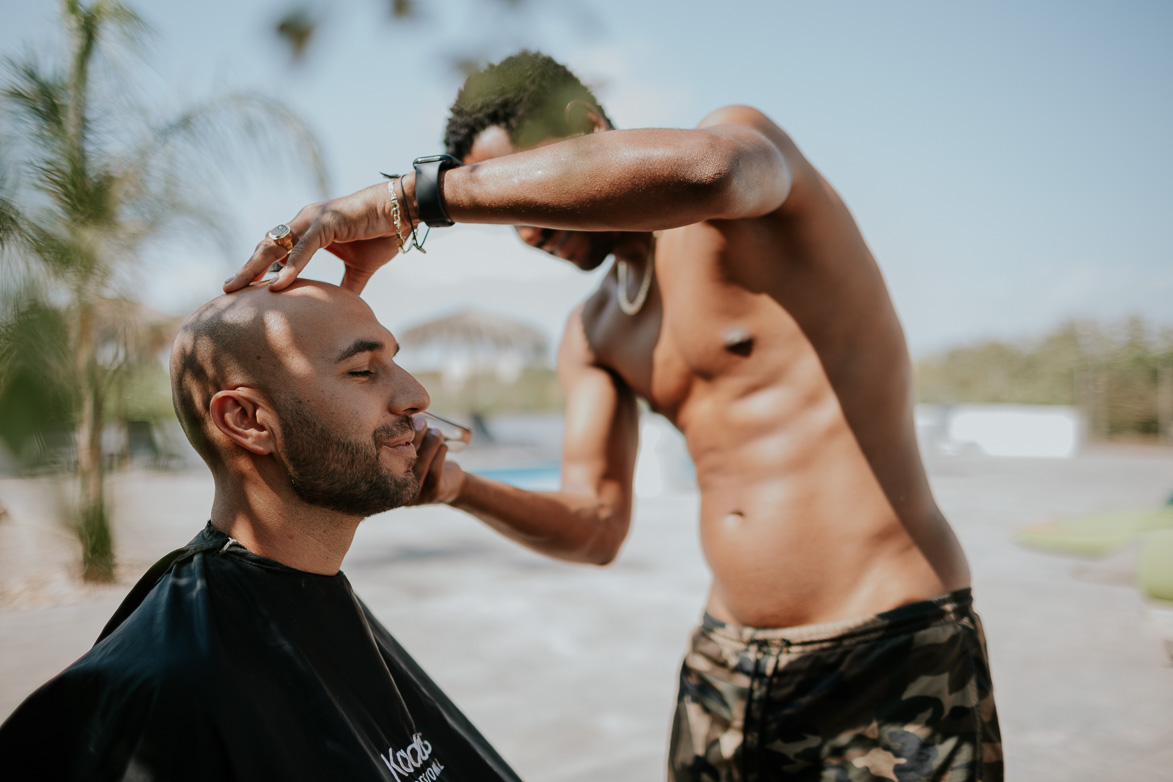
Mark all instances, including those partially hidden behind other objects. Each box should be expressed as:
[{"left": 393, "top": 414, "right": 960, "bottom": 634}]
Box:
[
  {"left": 225, "top": 259, "right": 262, "bottom": 291},
  {"left": 270, "top": 235, "right": 313, "bottom": 290},
  {"left": 270, "top": 264, "right": 299, "bottom": 291}
]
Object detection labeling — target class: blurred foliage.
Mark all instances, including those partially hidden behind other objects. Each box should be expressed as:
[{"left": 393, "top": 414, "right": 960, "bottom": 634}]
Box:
[
  {"left": 916, "top": 318, "right": 1173, "bottom": 441},
  {"left": 1139, "top": 529, "right": 1173, "bottom": 602},
  {"left": 273, "top": 0, "right": 595, "bottom": 72},
  {"left": 0, "top": 294, "right": 78, "bottom": 464},
  {"left": 276, "top": 7, "right": 317, "bottom": 60},
  {"left": 0, "top": 0, "right": 325, "bottom": 581},
  {"left": 1016, "top": 509, "right": 1173, "bottom": 558},
  {"left": 108, "top": 361, "right": 174, "bottom": 422}
]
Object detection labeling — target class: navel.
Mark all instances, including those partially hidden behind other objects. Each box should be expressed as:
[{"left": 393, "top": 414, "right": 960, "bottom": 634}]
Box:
[
  {"left": 723, "top": 328, "right": 754, "bottom": 356},
  {"left": 722, "top": 510, "right": 746, "bottom": 530}
]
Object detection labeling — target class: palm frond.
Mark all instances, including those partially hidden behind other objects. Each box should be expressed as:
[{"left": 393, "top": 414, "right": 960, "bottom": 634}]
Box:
[
  {"left": 1, "top": 57, "right": 69, "bottom": 140},
  {"left": 153, "top": 92, "right": 330, "bottom": 196},
  {"left": 22, "top": 217, "right": 99, "bottom": 282},
  {"left": 0, "top": 194, "right": 23, "bottom": 249},
  {"left": 29, "top": 159, "right": 117, "bottom": 227},
  {"left": 0, "top": 158, "right": 26, "bottom": 252},
  {"left": 65, "top": 0, "right": 147, "bottom": 74},
  {"left": 89, "top": 0, "right": 148, "bottom": 45}
]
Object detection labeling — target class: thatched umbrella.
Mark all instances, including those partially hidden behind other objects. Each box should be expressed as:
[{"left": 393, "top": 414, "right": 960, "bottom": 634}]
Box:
[
  {"left": 397, "top": 309, "right": 549, "bottom": 440},
  {"left": 398, "top": 308, "right": 548, "bottom": 390}
]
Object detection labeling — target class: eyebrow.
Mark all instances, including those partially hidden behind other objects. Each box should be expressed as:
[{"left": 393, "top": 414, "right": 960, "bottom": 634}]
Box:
[{"left": 334, "top": 339, "right": 400, "bottom": 363}]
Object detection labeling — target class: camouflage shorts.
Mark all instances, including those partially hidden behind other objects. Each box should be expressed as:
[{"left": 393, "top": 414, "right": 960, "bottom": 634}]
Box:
[{"left": 669, "top": 589, "right": 1003, "bottom": 781}]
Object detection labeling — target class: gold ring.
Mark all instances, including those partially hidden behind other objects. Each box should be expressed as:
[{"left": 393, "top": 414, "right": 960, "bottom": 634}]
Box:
[{"left": 267, "top": 224, "right": 294, "bottom": 251}]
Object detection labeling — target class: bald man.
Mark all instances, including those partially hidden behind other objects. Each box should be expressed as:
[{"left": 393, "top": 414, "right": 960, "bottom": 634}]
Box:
[{"left": 0, "top": 281, "right": 522, "bottom": 782}]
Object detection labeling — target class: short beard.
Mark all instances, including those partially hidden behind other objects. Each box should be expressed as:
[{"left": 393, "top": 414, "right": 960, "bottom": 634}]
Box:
[{"left": 274, "top": 395, "right": 419, "bottom": 518}]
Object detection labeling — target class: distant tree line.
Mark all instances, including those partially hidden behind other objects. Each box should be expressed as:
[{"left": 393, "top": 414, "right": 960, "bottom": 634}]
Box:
[{"left": 916, "top": 318, "right": 1173, "bottom": 442}]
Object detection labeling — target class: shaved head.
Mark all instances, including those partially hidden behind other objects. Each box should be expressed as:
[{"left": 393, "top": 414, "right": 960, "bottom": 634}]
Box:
[
  {"left": 170, "top": 280, "right": 366, "bottom": 469},
  {"left": 171, "top": 279, "right": 430, "bottom": 528}
]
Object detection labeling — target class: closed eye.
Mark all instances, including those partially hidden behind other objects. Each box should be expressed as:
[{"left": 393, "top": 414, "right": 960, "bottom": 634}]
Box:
[{"left": 348, "top": 369, "right": 375, "bottom": 377}]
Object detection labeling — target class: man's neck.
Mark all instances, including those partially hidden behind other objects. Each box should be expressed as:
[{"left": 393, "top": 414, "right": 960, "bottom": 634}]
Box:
[
  {"left": 209, "top": 477, "right": 361, "bottom": 575},
  {"left": 612, "top": 231, "right": 656, "bottom": 267}
]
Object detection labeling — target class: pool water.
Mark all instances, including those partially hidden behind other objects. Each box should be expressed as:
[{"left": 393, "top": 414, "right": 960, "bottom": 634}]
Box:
[{"left": 475, "top": 463, "right": 561, "bottom": 491}]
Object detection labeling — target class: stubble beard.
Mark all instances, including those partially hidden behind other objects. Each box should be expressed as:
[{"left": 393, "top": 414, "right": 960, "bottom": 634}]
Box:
[{"left": 275, "top": 397, "right": 419, "bottom": 518}]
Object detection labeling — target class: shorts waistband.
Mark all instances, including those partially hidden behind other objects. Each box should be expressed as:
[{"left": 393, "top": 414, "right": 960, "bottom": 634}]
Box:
[{"left": 702, "top": 587, "right": 973, "bottom": 648}]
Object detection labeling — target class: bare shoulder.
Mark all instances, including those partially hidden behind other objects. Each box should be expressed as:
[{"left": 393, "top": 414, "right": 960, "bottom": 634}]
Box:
[
  {"left": 697, "top": 106, "right": 799, "bottom": 154},
  {"left": 697, "top": 104, "right": 779, "bottom": 131},
  {"left": 696, "top": 105, "right": 814, "bottom": 210}
]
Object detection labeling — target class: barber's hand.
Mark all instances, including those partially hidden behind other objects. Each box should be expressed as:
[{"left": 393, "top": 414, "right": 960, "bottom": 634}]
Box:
[
  {"left": 408, "top": 416, "right": 465, "bottom": 505},
  {"left": 225, "top": 182, "right": 403, "bottom": 295}
]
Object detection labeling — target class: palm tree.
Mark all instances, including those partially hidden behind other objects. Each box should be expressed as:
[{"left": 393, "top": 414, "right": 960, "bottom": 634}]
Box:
[{"left": 0, "top": 0, "right": 326, "bottom": 581}]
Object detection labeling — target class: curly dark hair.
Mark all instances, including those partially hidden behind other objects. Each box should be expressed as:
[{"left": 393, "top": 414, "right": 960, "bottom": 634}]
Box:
[{"left": 443, "top": 50, "right": 613, "bottom": 161}]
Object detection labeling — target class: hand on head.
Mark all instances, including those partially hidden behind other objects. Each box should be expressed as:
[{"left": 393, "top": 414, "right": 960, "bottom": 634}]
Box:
[{"left": 225, "top": 183, "right": 403, "bottom": 295}]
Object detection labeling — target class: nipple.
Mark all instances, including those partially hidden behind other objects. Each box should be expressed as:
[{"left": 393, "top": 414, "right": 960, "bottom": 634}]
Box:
[{"left": 723, "top": 328, "right": 754, "bottom": 356}]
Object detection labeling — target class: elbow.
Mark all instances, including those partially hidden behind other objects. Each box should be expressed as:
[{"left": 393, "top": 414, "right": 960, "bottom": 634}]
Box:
[
  {"left": 581, "top": 511, "right": 629, "bottom": 567},
  {"left": 679, "top": 138, "right": 761, "bottom": 219},
  {"left": 684, "top": 135, "right": 789, "bottom": 219},
  {"left": 683, "top": 138, "right": 741, "bottom": 210},
  {"left": 587, "top": 544, "right": 621, "bottom": 567}
]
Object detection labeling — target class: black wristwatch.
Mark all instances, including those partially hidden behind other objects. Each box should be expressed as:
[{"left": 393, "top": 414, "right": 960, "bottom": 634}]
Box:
[{"left": 413, "top": 154, "right": 461, "bottom": 228}]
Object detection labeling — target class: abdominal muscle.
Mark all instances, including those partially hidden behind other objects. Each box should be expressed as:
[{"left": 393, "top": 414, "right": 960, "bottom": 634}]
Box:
[{"left": 684, "top": 404, "right": 971, "bottom": 630}]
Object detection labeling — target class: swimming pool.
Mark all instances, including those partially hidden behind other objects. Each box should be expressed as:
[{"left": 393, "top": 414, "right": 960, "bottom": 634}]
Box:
[{"left": 474, "top": 463, "right": 562, "bottom": 491}]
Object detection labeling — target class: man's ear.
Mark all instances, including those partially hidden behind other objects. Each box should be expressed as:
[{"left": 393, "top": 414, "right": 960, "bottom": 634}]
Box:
[
  {"left": 209, "top": 389, "right": 275, "bottom": 456},
  {"left": 564, "top": 100, "right": 610, "bottom": 134}
]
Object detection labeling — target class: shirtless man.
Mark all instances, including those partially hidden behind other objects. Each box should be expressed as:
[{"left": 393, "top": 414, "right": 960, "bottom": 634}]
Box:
[{"left": 229, "top": 51, "right": 1002, "bottom": 781}]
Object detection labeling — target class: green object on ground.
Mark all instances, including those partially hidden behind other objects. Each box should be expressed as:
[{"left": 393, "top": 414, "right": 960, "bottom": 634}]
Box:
[
  {"left": 1138, "top": 530, "right": 1173, "bottom": 601},
  {"left": 1016, "top": 509, "right": 1173, "bottom": 557}
]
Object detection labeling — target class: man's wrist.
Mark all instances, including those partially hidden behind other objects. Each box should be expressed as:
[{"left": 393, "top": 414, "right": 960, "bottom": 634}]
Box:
[
  {"left": 399, "top": 171, "right": 416, "bottom": 220},
  {"left": 448, "top": 468, "right": 480, "bottom": 511},
  {"left": 412, "top": 154, "right": 461, "bottom": 228}
]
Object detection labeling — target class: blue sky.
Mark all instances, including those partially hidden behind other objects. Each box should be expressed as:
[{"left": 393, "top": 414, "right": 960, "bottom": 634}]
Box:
[{"left": 3, "top": 0, "right": 1171, "bottom": 358}]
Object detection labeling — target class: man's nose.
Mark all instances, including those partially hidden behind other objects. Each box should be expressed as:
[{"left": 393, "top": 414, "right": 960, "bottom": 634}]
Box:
[{"left": 390, "top": 368, "right": 430, "bottom": 416}]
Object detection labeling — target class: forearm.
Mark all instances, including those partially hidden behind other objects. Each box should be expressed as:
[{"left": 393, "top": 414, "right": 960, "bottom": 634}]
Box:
[
  {"left": 403, "top": 128, "right": 778, "bottom": 232},
  {"left": 450, "top": 472, "right": 628, "bottom": 565}
]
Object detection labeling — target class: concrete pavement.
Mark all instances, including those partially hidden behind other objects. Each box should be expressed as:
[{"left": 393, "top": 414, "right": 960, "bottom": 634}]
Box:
[{"left": 2, "top": 445, "right": 1172, "bottom": 780}]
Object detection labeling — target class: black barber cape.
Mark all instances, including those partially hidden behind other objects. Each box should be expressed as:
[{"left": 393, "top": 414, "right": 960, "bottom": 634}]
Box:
[{"left": 0, "top": 525, "right": 524, "bottom": 782}]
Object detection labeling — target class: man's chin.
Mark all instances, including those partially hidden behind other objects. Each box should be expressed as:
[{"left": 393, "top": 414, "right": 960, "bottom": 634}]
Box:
[
  {"left": 582, "top": 233, "right": 616, "bottom": 270},
  {"left": 549, "top": 232, "right": 613, "bottom": 271},
  {"left": 568, "top": 255, "right": 609, "bottom": 272}
]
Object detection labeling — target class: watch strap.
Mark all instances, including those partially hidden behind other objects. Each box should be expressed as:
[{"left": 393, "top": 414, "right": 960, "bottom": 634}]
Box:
[{"left": 413, "top": 155, "right": 460, "bottom": 228}]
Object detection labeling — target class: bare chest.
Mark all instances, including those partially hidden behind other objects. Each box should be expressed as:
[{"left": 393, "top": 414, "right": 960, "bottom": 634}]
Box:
[{"left": 583, "top": 249, "right": 805, "bottom": 422}]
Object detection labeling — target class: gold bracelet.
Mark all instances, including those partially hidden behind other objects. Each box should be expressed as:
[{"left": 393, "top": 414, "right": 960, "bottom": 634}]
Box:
[
  {"left": 381, "top": 173, "right": 430, "bottom": 254},
  {"left": 386, "top": 179, "right": 412, "bottom": 254}
]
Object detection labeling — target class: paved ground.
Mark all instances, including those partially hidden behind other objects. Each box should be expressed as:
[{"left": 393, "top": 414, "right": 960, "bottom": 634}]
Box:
[{"left": 1, "top": 445, "right": 1171, "bottom": 781}]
